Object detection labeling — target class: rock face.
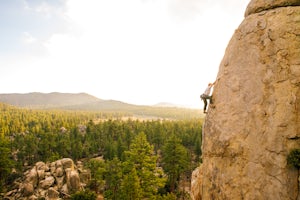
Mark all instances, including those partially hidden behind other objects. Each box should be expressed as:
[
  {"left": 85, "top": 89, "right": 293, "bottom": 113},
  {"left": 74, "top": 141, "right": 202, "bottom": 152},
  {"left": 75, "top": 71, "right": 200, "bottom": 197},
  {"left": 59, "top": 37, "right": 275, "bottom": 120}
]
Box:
[
  {"left": 191, "top": 166, "right": 202, "bottom": 200},
  {"left": 192, "top": 0, "right": 300, "bottom": 199},
  {"left": 5, "top": 158, "right": 91, "bottom": 200}
]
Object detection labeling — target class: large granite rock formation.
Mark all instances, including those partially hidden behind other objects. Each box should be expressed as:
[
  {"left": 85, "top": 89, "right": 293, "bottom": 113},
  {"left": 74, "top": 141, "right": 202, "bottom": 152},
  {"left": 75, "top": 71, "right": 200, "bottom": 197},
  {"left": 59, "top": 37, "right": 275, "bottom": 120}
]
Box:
[
  {"left": 4, "top": 158, "right": 91, "bottom": 200},
  {"left": 192, "top": 0, "right": 300, "bottom": 199}
]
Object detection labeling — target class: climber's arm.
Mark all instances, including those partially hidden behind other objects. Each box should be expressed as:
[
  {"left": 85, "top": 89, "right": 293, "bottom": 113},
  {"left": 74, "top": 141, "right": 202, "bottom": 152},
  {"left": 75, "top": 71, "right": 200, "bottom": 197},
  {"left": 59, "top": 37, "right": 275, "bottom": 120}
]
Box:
[{"left": 213, "top": 76, "right": 222, "bottom": 85}]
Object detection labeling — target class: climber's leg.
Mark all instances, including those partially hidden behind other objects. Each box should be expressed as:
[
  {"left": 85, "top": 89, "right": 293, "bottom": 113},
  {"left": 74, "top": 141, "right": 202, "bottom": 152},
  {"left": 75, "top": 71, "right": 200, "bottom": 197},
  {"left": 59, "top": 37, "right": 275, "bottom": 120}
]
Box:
[
  {"left": 208, "top": 96, "right": 213, "bottom": 104},
  {"left": 203, "top": 98, "right": 208, "bottom": 113},
  {"left": 208, "top": 96, "right": 215, "bottom": 108}
]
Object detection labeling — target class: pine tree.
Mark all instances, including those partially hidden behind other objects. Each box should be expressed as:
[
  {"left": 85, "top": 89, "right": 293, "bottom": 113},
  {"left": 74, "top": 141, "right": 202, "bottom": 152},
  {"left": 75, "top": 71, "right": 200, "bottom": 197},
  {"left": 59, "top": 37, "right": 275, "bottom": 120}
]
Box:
[
  {"left": 86, "top": 158, "right": 106, "bottom": 193},
  {"left": 120, "top": 168, "right": 142, "bottom": 200},
  {"left": 104, "top": 157, "right": 123, "bottom": 200},
  {"left": 0, "top": 136, "right": 14, "bottom": 192},
  {"left": 161, "top": 135, "right": 189, "bottom": 192},
  {"left": 123, "top": 132, "right": 166, "bottom": 198}
]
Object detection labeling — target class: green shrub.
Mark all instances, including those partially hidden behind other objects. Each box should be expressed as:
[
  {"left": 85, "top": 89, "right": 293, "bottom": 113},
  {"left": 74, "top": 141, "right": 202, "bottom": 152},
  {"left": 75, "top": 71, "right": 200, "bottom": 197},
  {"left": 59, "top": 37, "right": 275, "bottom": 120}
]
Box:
[
  {"left": 71, "top": 190, "right": 97, "bottom": 200},
  {"left": 287, "top": 149, "right": 300, "bottom": 169}
]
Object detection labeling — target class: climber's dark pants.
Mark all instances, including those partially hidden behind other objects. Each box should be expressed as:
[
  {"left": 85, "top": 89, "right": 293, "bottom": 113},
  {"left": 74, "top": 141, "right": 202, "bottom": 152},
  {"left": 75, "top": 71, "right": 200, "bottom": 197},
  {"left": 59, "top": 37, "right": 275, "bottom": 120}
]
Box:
[{"left": 200, "top": 94, "right": 213, "bottom": 112}]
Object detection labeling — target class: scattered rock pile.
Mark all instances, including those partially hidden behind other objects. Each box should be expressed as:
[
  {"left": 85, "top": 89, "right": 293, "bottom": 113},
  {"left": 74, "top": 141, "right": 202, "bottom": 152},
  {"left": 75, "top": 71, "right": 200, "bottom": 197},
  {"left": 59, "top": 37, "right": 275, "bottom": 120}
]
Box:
[{"left": 5, "top": 158, "right": 91, "bottom": 200}]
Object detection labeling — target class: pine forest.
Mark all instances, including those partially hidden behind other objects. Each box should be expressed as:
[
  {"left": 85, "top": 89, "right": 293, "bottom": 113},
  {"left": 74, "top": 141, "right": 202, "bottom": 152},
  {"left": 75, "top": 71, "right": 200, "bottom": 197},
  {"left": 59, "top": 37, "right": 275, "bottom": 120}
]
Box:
[{"left": 0, "top": 102, "right": 203, "bottom": 199}]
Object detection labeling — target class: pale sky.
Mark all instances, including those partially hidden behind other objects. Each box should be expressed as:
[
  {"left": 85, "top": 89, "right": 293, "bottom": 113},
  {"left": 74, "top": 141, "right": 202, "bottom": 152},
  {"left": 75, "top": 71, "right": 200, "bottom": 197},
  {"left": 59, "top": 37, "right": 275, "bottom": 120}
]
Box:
[{"left": 0, "top": 0, "right": 250, "bottom": 108}]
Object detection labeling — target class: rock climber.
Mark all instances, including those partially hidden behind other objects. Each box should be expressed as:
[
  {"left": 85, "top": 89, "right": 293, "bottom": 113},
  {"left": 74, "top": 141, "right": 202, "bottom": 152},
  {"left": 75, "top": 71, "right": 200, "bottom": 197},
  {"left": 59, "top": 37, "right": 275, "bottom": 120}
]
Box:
[{"left": 200, "top": 81, "right": 216, "bottom": 114}]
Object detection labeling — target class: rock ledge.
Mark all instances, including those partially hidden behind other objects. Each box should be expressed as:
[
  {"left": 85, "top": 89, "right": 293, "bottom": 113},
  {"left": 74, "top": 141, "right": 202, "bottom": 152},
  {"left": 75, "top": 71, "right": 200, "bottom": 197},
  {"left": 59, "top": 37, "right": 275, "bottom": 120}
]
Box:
[{"left": 245, "top": 0, "right": 300, "bottom": 16}]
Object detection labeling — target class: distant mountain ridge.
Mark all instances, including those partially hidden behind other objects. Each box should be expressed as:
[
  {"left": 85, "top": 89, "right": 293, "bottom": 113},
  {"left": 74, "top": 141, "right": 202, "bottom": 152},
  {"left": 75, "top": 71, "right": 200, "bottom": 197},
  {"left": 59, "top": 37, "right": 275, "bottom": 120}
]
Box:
[
  {"left": 0, "top": 92, "right": 101, "bottom": 108},
  {"left": 0, "top": 92, "right": 203, "bottom": 119}
]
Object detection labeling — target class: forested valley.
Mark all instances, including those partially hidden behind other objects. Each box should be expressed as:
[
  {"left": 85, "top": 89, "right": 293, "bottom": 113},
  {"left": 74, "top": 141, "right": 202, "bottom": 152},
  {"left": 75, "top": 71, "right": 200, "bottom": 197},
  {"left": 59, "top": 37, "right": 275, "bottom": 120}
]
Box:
[{"left": 0, "top": 102, "right": 203, "bottom": 199}]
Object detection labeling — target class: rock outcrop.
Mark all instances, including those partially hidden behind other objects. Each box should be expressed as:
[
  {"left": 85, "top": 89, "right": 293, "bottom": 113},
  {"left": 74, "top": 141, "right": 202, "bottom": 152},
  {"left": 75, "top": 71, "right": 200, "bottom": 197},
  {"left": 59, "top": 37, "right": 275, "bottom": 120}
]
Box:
[
  {"left": 4, "top": 158, "right": 91, "bottom": 200},
  {"left": 191, "top": 166, "right": 202, "bottom": 200},
  {"left": 192, "top": 0, "right": 300, "bottom": 199}
]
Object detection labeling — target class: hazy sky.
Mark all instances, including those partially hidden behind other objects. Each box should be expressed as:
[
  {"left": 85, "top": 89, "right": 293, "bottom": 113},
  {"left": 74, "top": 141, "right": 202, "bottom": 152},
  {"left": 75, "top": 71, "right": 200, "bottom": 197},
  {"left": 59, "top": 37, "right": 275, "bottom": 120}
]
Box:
[{"left": 0, "top": 0, "right": 250, "bottom": 108}]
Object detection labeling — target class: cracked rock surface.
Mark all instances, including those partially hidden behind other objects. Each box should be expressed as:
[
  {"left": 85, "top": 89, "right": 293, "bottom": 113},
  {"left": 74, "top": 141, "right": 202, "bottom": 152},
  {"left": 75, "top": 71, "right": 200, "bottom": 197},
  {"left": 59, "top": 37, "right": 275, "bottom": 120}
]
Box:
[{"left": 191, "top": 0, "right": 300, "bottom": 199}]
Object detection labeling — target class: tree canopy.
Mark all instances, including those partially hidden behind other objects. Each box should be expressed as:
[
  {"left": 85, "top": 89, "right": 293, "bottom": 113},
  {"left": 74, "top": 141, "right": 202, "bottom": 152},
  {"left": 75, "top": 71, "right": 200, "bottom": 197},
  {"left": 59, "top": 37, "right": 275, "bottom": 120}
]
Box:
[{"left": 0, "top": 102, "right": 203, "bottom": 198}]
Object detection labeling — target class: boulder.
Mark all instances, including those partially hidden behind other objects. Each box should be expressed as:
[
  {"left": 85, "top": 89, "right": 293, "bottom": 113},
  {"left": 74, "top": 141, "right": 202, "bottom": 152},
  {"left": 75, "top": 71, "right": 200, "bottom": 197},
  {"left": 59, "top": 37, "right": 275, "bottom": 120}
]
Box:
[
  {"left": 57, "top": 176, "right": 65, "bottom": 188},
  {"left": 4, "top": 158, "right": 90, "bottom": 199},
  {"left": 5, "top": 189, "right": 17, "bottom": 197},
  {"left": 22, "top": 183, "right": 34, "bottom": 197},
  {"left": 61, "top": 183, "right": 69, "bottom": 195},
  {"left": 195, "top": 0, "right": 300, "bottom": 199},
  {"left": 25, "top": 168, "right": 38, "bottom": 188},
  {"left": 28, "top": 195, "right": 38, "bottom": 200},
  {"left": 66, "top": 169, "right": 81, "bottom": 193},
  {"left": 55, "top": 167, "right": 64, "bottom": 177},
  {"left": 50, "top": 162, "right": 56, "bottom": 174},
  {"left": 48, "top": 187, "right": 60, "bottom": 199},
  {"left": 61, "top": 158, "right": 74, "bottom": 170},
  {"left": 37, "top": 170, "right": 45, "bottom": 180},
  {"left": 35, "top": 161, "right": 47, "bottom": 171},
  {"left": 40, "top": 176, "right": 55, "bottom": 189}
]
